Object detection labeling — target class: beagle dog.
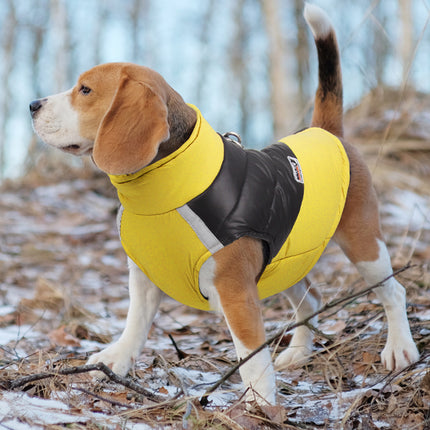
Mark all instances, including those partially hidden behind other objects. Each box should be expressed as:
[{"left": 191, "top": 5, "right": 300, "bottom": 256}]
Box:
[{"left": 30, "top": 4, "right": 419, "bottom": 405}]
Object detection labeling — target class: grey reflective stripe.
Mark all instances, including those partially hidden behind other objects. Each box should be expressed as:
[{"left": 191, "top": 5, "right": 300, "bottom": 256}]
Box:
[
  {"left": 177, "top": 204, "right": 223, "bottom": 254},
  {"left": 116, "top": 205, "right": 124, "bottom": 238}
]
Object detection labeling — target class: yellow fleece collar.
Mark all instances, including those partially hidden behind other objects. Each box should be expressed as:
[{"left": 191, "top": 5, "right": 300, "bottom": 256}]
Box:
[{"left": 109, "top": 105, "right": 224, "bottom": 215}]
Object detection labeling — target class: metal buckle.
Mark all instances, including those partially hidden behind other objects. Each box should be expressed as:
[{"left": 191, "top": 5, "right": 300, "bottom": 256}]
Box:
[{"left": 222, "top": 131, "right": 243, "bottom": 148}]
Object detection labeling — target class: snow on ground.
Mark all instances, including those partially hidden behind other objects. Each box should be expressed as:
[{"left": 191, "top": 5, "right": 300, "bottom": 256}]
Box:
[{"left": 0, "top": 167, "right": 428, "bottom": 429}]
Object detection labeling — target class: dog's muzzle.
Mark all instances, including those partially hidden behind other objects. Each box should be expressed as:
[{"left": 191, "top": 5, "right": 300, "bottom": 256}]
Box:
[{"left": 29, "top": 99, "right": 46, "bottom": 118}]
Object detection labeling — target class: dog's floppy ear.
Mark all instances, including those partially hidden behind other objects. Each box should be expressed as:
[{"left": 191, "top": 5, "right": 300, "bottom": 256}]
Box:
[{"left": 93, "top": 72, "right": 170, "bottom": 175}]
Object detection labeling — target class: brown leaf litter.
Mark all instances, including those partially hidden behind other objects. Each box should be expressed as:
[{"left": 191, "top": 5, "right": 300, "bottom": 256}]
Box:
[{"left": 0, "top": 88, "right": 429, "bottom": 428}]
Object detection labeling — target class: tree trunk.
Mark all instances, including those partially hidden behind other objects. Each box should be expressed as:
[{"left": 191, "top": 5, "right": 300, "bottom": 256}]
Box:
[
  {"left": 260, "top": 0, "right": 297, "bottom": 138},
  {"left": 399, "top": 0, "right": 414, "bottom": 83},
  {"left": 50, "top": 0, "right": 70, "bottom": 91},
  {"left": 230, "top": 0, "right": 250, "bottom": 142},
  {"left": 0, "top": 0, "right": 17, "bottom": 177}
]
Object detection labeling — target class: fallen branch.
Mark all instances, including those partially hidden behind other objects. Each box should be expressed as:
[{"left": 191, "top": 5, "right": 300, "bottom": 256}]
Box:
[
  {"left": 200, "top": 263, "right": 414, "bottom": 405},
  {"left": 74, "top": 386, "right": 133, "bottom": 409},
  {"left": 8, "top": 362, "right": 164, "bottom": 402}
]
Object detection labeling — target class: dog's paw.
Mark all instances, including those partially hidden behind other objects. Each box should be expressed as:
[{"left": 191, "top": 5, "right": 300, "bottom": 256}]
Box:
[
  {"left": 381, "top": 337, "right": 420, "bottom": 371},
  {"left": 274, "top": 325, "right": 314, "bottom": 370},
  {"left": 274, "top": 345, "right": 312, "bottom": 370},
  {"left": 87, "top": 343, "right": 134, "bottom": 379}
]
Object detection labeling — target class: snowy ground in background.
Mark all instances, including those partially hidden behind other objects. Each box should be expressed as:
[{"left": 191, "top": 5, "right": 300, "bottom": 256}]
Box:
[
  {"left": 1, "top": 94, "right": 430, "bottom": 430},
  {"left": 0, "top": 169, "right": 428, "bottom": 429}
]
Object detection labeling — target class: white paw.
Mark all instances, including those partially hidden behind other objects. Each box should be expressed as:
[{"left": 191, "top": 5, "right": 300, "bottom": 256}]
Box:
[
  {"left": 87, "top": 342, "right": 134, "bottom": 379},
  {"left": 274, "top": 325, "right": 314, "bottom": 370},
  {"left": 238, "top": 347, "right": 277, "bottom": 406},
  {"left": 381, "top": 336, "right": 420, "bottom": 371},
  {"left": 274, "top": 345, "right": 312, "bottom": 370}
]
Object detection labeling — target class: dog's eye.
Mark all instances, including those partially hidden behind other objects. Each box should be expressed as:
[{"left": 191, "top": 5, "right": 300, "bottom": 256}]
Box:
[{"left": 79, "top": 85, "right": 92, "bottom": 95}]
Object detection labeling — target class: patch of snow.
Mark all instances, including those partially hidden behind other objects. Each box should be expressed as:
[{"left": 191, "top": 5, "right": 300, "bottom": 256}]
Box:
[
  {"left": 383, "top": 188, "right": 430, "bottom": 231},
  {"left": 413, "top": 308, "right": 430, "bottom": 321},
  {"left": 0, "top": 419, "right": 44, "bottom": 430},
  {"left": 101, "top": 254, "right": 123, "bottom": 268},
  {"left": 0, "top": 305, "right": 15, "bottom": 316},
  {"left": 126, "top": 423, "right": 156, "bottom": 430},
  {"left": 0, "top": 324, "right": 40, "bottom": 344},
  {"left": 383, "top": 109, "right": 402, "bottom": 121},
  {"left": 373, "top": 421, "right": 391, "bottom": 429},
  {"left": 0, "top": 392, "right": 88, "bottom": 426},
  {"left": 169, "top": 366, "right": 239, "bottom": 406}
]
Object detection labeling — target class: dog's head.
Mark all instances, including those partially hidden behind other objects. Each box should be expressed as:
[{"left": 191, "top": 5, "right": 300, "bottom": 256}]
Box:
[{"left": 30, "top": 63, "right": 172, "bottom": 175}]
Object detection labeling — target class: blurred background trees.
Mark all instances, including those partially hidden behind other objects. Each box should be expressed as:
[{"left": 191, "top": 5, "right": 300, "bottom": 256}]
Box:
[{"left": 0, "top": 0, "right": 428, "bottom": 179}]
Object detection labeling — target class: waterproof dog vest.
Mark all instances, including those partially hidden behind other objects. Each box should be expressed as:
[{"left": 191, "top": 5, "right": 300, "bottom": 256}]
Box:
[{"left": 109, "top": 106, "right": 350, "bottom": 311}]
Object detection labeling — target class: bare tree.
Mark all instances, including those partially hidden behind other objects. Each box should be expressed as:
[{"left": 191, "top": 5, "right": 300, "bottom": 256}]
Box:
[
  {"left": 130, "top": 0, "right": 144, "bottom": 63},
  {"left": 92, "top": 2, "right": 108, "bottom": 66},
  {"left": 293, "top": 0, "right": 309, "bottom": 121},
  {"left": 398, "top": 0, "right": 414, "bottom": 84},
  {"left": 25, "top": 0, "right": 49, "bottom": 173},
  {"left": 369, "top": 2, "right": 389, "bottom": 87},
  {"left": 230, "top": 0, "right": 252, "bottom": 143},
  {"left": 0, "top": 0, "right": 17, "bottom": 177},
  {"left": 50, "top": 0, "right": 70, "bottom": 91},
  {"left": 195, "top": 0, "right": 216, "bottom": 107},
  {"left": 260, "top": 0, "right": 297, "bottom": 137}
]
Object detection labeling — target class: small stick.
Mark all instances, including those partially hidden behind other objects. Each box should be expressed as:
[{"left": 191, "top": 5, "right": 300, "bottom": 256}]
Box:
[
  {"left": 200, "top": 264, "right": 413, "bottom": 404},
  {"left": 168, "top": 334, "right": 188, "bottom": 360},
  {"left": 8, "top": 362, "right": 163, "bottom": 402},
  {"left": 74, "top": 386, "right": 133, "bottom": 409}
]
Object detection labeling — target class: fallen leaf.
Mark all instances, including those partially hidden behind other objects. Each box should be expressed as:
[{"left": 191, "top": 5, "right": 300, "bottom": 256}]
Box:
[
  {"left": 259, "top": 404, "right": 286, "bottom": 424},
  {"left": 387, "top": 394, "right": 397, "bottom": 414},
  {"left": 420, "top": 371, "right": 430, "bottom": 393},
  {"left": 319, "top": 319, "right": 346, "bottom": 335},
  {"left": 158, "top": 386, "right": 169, "bottom": 395},
  {"left": 48, "top": 325, "right": 81, "bottom": 347},
  {"left": 353, "top": 351, "right": 380, "bottom": 375}
]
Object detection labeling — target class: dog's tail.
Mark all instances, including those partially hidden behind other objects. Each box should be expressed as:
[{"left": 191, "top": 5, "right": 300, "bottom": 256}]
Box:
[{"left": 304, "top": 3, "right": 343, "bottom": 137}]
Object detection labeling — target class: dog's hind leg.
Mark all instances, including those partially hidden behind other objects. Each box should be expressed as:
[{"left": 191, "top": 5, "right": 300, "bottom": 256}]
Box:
[
  {"left": 334, "top": 145, "right": 419, "bottom": 370},
  {"left": 274, "top": 278, "right": 321, "bottom": 370},
  {"left": 87, "top": 258, "right": 164, "bottom": 377},
  {"left": 354, "top": 238, "right": 420, "bottom": 370}
]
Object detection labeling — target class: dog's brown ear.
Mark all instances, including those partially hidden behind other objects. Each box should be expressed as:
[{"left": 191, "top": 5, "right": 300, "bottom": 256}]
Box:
[{"left": 93, "top": 72, "right": 170, "bottom": 175}]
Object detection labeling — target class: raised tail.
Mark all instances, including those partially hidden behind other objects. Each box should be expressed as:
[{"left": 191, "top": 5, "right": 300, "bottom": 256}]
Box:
[{"left": 304, "top": 3, "right": 343, "bottom": 137}]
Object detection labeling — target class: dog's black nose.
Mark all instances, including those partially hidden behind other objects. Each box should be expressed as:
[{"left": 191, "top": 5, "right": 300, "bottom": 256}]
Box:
[{"left": 29, "top": 99, "right": 45, "bottom": 117}]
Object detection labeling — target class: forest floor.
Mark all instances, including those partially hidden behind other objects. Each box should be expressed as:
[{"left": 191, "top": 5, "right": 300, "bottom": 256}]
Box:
[{"left": 0, "top": 87, "right": 429, "bottom": 429}]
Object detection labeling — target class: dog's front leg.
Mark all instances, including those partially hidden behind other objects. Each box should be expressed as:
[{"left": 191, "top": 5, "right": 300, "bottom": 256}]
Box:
[
  {"left": 275, "top": 278, "right": 321, "bottom": 370},
  {"left": 201, "top": 238, "right": 277, "bottom": 405},
  {"left": 87, "top": 258, "right": 163, "bottom": 376}
]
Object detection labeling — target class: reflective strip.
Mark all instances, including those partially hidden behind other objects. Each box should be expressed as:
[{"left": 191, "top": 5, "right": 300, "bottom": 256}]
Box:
[
  {"left": 116, "top": 205, "right": 124, "bottom": 238},
  {"left": 177, "top": 204, "right": 223, "bottom": 254}
]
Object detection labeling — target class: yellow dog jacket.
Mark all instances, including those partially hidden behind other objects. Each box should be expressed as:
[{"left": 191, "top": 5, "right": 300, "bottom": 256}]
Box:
[{"left": 109, "top": 106, "right": 350, "bottom": 311}]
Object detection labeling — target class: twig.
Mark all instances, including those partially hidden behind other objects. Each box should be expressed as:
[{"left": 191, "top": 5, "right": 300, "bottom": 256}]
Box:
[
  {"left": 74, "top": 386, "right": 133, "bottom": 409},
  {"left": 304, "top": 321, "right": 334, "bottom": 342},
  {"left": 8, "top": 362, "right": 164, "bottom": 402},
  {"left": 168, "top": 333, "right": 188, "bottom": 360},
  {"left": 200, "top": 263, "right": 413, "bottom": 404}
]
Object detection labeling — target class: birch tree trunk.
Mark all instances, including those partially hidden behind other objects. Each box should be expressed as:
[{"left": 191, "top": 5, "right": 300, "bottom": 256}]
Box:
[
  {"left": 293, "top": 0, "right": 309, "bottom": 123},
  {"left": 0, "top": 0, "right": 17, "bottom": 177},
  {"left": 93, "top": 2, "right": 108, "bottom": 66},
  {"left": 230, "top": 0, "right": 251, "bottom": 143},
  {"left": 25, "top": 0, "right": 49, "bottom": 173},
  {"left": 196, "top": 0, "right": 216, "bottom": 106},
  {"left": 50, "top": 0, "right": 70, "bottom": 92},
  {"left": 260, "top": 0, "right": 297, "bottom": 137},
  {"left": 371, "top": 3, "right": 389, "bottom": 86},
  {"left": 399, "top": 0, "right": 414, "bottom": 84},
  {"left": 48, "top": 0, "right": 72, "bottom": 167}
]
